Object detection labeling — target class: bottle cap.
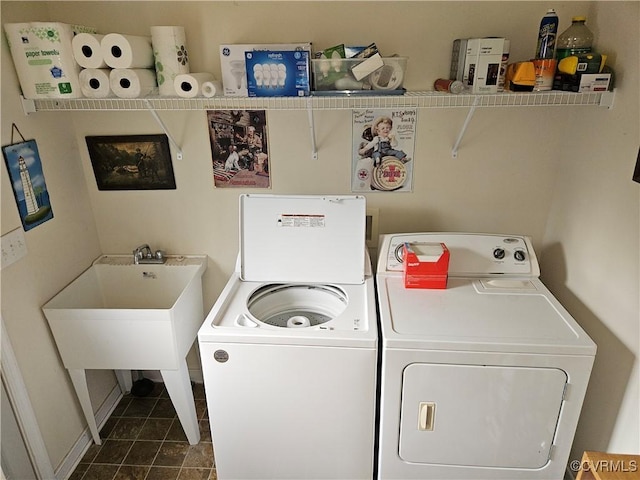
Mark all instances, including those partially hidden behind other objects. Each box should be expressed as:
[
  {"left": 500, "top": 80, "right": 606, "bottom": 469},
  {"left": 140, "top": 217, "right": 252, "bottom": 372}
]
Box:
[{"left": 572, "top": 16, "right": 587, "bottom": 22}]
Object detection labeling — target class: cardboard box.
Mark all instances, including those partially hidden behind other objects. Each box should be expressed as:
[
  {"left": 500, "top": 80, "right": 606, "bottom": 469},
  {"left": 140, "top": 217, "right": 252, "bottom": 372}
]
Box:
[
  {"left": 578, "top": 73, "right": 611, "bottom": 92},
  {"left": 553, "top": 72, "right": 612, "bottom": 92},
  {"left": 219, "top": 43, "right": 312, "bottom": 96},
  {"left": 463, "top": 38, "right": 505, "bottom": 94},
  {"left": 403, "top": 242, "right": 450, "bottom": 289},
  {"left": 245, "top": 50, "right": 310, "bottom": 97}
]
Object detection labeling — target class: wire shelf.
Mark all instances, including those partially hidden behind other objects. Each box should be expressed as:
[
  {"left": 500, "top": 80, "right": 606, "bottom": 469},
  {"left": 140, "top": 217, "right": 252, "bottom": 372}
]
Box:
[{"left": 30, "top": 90, "right": 613, "bottom": 112}]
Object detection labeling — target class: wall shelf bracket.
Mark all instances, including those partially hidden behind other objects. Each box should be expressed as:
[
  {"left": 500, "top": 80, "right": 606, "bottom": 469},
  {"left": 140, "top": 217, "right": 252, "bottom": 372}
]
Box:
[
  {"left": 451, "top": 96, "right": 481, "bottom": 159},
  {"left": 144, "top": 99, "right": 183, "bottom": 160},
  {"left": 307, "top": 98, "right": 318, "bottom": 160},
  {"left": 20, "top": 95, "right": 36, "bottom": 115},
  {"left": 599, "top": 89, "right": 616, "bottom": 109}
]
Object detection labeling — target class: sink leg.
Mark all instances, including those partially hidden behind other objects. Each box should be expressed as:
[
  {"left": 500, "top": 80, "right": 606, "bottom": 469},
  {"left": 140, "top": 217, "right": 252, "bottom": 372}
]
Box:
[
  {"left": 161, "top": 360, "right": 200, "bottom": 445},
  {"left": 114, "top": 370, "right": 133, "bottom": 393},
  {"left": 67, "top": 369, "right": 101, "bottom": 445}
]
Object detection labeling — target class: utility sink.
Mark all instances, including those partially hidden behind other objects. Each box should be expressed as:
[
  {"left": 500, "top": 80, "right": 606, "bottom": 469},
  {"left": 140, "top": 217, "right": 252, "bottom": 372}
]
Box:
[{"left": 43, "top": 254, "right": 207, "bottom": 445}]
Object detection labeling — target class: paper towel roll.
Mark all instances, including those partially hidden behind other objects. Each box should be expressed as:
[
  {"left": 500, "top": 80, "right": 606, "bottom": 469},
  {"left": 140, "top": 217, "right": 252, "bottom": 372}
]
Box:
[
  {"left": 72, "top": 33, "right": 106, "bottom": 68},
  {"left": 174, "top": 73, "right": 215, "bottom": 98},
  {"left": 79, "top": 68, "right": 112, "bottom": 98},
  {"left": 101, "top": 33, "right": 154, "bottom": 69},
  {"left": 150, "top": 26, "right": 189, "bottom": 96},
  {"left": 4, "top": 22, "right": 87, "bottom": 99},
  {"left": 201, "top": 80, "right": 222, "bottom": 98},
  {"left": 109, "top": 68, "right": 157, "bottom": 98}
]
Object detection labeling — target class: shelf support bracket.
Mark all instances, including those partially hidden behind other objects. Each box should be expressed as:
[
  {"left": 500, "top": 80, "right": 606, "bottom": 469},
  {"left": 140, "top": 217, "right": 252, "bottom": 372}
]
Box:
[
  {"left": 20, "top": 95, "right": 36, "bottom": 115},
  {"left": 144, "top": 99, "right": 183, "bottom": 160},
  {"left": 307, "top": 97, "right": 318, "bottom": 160},
  {"left": 599, "top": 89, "right": 615, "bottom": 109},
  {"left": 451, "top": 96, "right": 481, "bottom": 159}
]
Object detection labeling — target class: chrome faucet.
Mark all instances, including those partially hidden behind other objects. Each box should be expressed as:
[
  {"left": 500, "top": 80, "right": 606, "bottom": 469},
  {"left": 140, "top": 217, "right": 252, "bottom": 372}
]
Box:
[{"left": 133, "top": 244, "right": 166, "bottom": 264}]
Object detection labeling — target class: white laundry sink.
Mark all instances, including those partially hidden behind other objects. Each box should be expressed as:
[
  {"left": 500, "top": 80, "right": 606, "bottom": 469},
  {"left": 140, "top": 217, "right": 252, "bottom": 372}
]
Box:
[
  {"left": 42, "top": 254, "right": 207, "bottom": 445},
  {"left": 43, "top": 255, "right": 206, "bottom": 369}
]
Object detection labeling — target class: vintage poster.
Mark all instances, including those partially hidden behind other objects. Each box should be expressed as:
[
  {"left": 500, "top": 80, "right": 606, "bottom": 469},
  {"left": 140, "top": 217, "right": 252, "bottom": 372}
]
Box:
[
  {"left": 351, "top": 108, "right": 416, "bottom": 192},
  {"left": 207, "top": 110, "right": 270, "bottom": 188}
]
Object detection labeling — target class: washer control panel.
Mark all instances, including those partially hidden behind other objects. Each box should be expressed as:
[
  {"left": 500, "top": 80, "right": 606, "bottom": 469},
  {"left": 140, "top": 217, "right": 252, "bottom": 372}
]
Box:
[{"left": 380, "top": 233, "right": 538, "bottom": 277}]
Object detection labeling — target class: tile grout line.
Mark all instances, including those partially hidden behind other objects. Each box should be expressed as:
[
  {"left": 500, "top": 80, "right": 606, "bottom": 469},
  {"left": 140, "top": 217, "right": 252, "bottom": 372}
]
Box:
[
  {"left": 140, "top": 410, "right": 175, "bottom": 480},
  {"left": 71, "top": 384, "right": 215, "bottom": 480}
]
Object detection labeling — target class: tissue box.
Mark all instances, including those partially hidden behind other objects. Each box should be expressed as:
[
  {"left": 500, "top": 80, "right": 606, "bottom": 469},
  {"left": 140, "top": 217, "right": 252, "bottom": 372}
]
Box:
[
  {"left": 219, "top": 43, "right": 312, "bottom": 96},
  {"left": 312, "top": 57, "right": 407, "bottom": 92},
  {"left": 403, "top": 242, "right": 450, "bottom": 289},
  {"left": 245, "top": 50, "right": 310, "bottom": 97}
]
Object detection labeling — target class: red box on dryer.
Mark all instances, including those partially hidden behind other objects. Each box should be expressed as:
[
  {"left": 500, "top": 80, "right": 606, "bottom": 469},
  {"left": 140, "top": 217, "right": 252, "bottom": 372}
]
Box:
[{"left": 403, "top": 242, "right": 450, "bottom": 289}]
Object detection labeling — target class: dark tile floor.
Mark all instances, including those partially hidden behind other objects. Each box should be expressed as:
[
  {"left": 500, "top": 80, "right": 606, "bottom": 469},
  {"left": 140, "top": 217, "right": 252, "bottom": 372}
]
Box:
[{"left": 69, "top": 382, "right": 216, "bottom": 480}]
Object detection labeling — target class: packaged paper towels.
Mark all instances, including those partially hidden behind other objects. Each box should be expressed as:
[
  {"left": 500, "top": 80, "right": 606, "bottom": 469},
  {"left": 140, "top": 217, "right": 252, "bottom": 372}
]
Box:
[
  {"left": 109, "top": 68, "right": 157, "bottom": 98},
  {"left": 174, "top": 73, "right": 216, "bottom": 98},
  {"left": 102, "top": 33, "right": 154, "bottom": 69},
  {"left": 4, "top": 22, "right": 95, "bottom": 99},
  {"left": 72, "top": 33, "right": 106, "bottom": 68},
  {"left": 79, "top": 68, "right": 112, "bottom": 98},
  {"left": 150, "top": 26, "right": 189, "bottom": 96}
]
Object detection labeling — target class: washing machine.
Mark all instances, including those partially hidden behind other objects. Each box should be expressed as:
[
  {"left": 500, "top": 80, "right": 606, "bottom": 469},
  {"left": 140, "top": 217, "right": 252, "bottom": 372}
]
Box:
[
  {"left": 198, "top": 194, "right": 378, "bottom": 480},
  {"left": 376, "top": 232, "right": 596, "bottom": 480}
]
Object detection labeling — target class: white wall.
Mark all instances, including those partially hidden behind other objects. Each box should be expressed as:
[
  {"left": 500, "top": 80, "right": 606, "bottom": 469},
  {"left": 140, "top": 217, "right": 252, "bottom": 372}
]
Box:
[
  {"left": 1, "top": 0, "right": 638, "bottom": 473},
  {"left": 0, "top": 1, "right": 107, "bottom": 469},
  {"left": 540, "top": 1, "right": 640, "bottom": 459}
]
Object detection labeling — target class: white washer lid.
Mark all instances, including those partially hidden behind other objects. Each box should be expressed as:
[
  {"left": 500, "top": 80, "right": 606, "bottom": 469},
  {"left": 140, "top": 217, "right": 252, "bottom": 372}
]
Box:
[{"left": 239, "top": 194, "right": 366, "bottom": 284}]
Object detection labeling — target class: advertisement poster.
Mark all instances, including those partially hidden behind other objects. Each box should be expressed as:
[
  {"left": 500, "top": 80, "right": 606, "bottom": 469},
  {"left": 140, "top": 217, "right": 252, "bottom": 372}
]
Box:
[
  {"left": 207, "top": 110, "right": 270, "bottom": 188},
  {"left": 352, "top": 108, "right": 416, "bottom": 192}
]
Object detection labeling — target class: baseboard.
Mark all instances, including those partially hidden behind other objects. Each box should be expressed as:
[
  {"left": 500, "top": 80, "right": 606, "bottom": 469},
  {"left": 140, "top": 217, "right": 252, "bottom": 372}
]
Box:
[
  {"left": 189, "top": 369, "right": 204, "bottom": 384},
  {"left": 54, "top": 384, "right": 123, "bottom": 480},
  {"left": 140, "top": 369, "right": 203, "bottom": 384},
  {"left": 54, "top": 368, "right": 204, "bottom": 479}
]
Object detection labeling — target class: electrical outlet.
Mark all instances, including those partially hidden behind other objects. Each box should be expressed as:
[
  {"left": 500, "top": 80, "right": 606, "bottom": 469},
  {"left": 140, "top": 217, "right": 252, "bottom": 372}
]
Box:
[
  {"left": 1, "top": 228, "right": 27, "bottom": 270},
  {"left": 366, "top": 208, "right": 379, "bottom": 248}
]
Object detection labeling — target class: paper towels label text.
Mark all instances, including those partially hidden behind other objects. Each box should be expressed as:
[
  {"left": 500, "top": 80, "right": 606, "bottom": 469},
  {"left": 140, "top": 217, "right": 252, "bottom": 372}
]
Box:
[{"left": 25, "top": 49, "right": 60, "bottom": 58}]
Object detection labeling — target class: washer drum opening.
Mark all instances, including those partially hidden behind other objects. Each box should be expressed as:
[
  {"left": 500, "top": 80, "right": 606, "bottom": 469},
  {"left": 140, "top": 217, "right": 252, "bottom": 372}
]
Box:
[{"left": 247, "top": 283, "right": 348, "bottom": 328}]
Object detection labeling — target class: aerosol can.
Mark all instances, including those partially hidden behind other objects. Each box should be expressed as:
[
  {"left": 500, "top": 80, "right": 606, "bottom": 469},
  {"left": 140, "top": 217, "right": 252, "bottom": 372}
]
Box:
[{"left": 536, "top": 9, "right": 559, "bottom": 59}]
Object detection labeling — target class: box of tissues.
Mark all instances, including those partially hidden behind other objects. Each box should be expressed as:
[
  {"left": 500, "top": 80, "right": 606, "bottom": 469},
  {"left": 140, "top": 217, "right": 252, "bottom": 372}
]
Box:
[{"left": 403, "top": 242, "right": 450, "bottom": 289}]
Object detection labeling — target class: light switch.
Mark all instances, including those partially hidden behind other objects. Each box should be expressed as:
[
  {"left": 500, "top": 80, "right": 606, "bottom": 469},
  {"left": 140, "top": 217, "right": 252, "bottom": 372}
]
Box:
[{"left": 1, "top": 228, "right": 27, "bottom": 270}]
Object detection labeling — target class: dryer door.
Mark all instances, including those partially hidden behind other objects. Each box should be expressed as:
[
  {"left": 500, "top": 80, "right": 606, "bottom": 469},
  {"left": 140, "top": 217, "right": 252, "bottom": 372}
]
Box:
[{"left": 399, "top": 363, "right": 567, "bottom": 469}]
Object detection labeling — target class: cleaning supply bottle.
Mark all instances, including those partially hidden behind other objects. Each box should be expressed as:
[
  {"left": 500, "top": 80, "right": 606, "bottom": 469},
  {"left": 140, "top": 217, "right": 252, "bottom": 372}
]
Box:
[
  {"left": 536, "top": 9, "right": 559, "bottom": 59},
  {"left": 555, "top": 16, "right": 594, "bottom": 61}
]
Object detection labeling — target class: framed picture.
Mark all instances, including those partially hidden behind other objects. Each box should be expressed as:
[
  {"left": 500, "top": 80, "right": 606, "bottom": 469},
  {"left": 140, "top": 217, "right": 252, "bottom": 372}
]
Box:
[
  {"left": 85, "top": 134, "right": 176, "bottom": 190},
  {"left": 2, "top": 138, "right": 54, "bottom": 231}
]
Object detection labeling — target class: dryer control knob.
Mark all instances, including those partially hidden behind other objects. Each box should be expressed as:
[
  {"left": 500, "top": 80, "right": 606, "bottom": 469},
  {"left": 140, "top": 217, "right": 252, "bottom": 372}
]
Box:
[
  {"left": 514, "top": 250, "right": 526, "bottom": 262},
  {"left": 493, "top": 248, "right": 506, "bottom": 260}
]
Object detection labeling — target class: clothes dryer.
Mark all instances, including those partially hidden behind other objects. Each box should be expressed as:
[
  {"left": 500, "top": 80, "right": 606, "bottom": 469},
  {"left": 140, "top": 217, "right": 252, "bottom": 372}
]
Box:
[
  {"left": 198, "top": 195, "right": 377, "bottom": 480},
  {"left": 376, "top": 232, "right": 596, "bottom": 480}
]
